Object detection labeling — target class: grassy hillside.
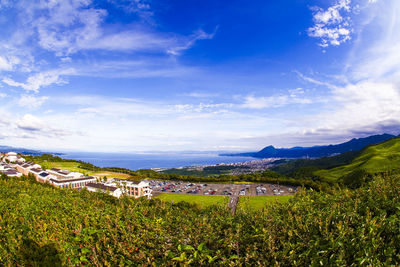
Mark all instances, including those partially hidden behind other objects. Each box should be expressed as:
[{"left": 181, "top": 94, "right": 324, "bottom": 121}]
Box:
[
  {"left": 316, "top": 137, "right": 400, "bottom": 182},
  {"left": 156, "top": 193, "right": 227, "bottom": 208},
  {"left": 1, "top": 173, "right": 400, "bottom": 265},
  {"left": 237, "top": 195, "right": 293, "bottom": 211},
  {"left": 271, "top": 150, "right": 360, "bottom": 175}
]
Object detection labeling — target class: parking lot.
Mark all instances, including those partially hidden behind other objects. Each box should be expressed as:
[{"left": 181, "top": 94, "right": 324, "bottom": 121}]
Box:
[{"left": 149, "top": 180, "right": 297, "bottom": 197}]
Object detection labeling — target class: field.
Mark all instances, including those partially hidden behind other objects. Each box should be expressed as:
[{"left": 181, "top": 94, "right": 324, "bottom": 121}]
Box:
[
  {"left": 40, "top": 161, "right": 92, "bottom": 174},
  {"left": 156, "top": 193, "right": 228, "bottom": 208},
  {"left": 316, "top": 137, "right": 400, "bottom": 181},
  {"left": 238, "top": 195, "right": 293, "bottom": 211},
  {"left": 156, "top": 193, "right": 292, "bottom": 210},
  {"left": 91, "top": 171, "right": 133, "bottom": 180}
]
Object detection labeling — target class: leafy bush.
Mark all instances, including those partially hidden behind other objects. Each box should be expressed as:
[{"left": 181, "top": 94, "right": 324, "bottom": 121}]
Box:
[
  {"left": 0, "top": 174, "right": 399, "bottom": 265},
  {"left": 342, "top": 169, "right": 371, "bottom": 189}
]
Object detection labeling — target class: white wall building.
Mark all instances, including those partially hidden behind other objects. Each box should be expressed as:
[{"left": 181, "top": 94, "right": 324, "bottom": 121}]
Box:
[
  {"left": 107, "top": 179, "right": 152, "bottom": 199},
  {"left": 85, "top": 182, "right": 123, "bottom": 198},
  {"left": 49, "top": 176, "right": 97, "bottom": 189}
]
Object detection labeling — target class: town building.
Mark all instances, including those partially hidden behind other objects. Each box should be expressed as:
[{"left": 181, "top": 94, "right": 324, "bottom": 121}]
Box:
[
  {"left": 85, "top": 182, "right": 123, "bottom": 198},
  {"left": 106, "top": 178, "right": 152, "bottom": 198},
  {"left": 36, "top": 171, "right": 55, "bottom": 183},
  {"left": 2, "top": 152, "right": 26, "bottom": 163},
  {"left": 14, "top": 162, "right": 42, "bottom": 176},
  {"left": 47, "top": 168, "right": 85, "bottom": 179},
  {"left": 0, "top": 162, "right": 22, "bottom": 177},
  {"left": 27, "top": 168, "right": 57, "bottom": 183},
  {"left": 0, "top": 168, "right": 21, "bottom": 177},
  {"left": 49, "top": 176, "right": 97, "bottom": 189}
]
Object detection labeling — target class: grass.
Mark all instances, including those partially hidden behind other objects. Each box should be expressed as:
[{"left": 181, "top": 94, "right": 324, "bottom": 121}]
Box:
[
  {"left": 40, "top": 162, "right": 92, "bottom": 174},
  {"left": 315, "top": 137, "right": 400, "bottom": 181},
  {"left": 91, "top": 171, "right": 133, "bottom": 180},
  {"left": 156, "top": 193, "right": 228, "bottom": 208},
  {"left": 238, "top": 195, "right": 293, "bottom": 211}
]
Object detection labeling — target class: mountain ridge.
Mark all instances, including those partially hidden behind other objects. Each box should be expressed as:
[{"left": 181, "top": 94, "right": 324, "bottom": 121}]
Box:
[
  {"left": 222, "top": 133, "right": 398, "bottom": 159},
  {"left": 0, "top": 145, "right": 43, "bottom": 155}
]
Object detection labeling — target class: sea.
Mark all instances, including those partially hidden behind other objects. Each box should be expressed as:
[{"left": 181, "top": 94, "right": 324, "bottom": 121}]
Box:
[{"left": 59, "top": 151, "right": 255, "bottom": 170}]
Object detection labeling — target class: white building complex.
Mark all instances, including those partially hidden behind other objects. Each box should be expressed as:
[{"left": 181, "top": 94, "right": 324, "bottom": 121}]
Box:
[
  {"left": 1, "top": 152, "right": 152, "bottom": 199},
  {"left": 2, "top": 152, "right": 25, "bottom": 163},
  {"left": 49, "top": 176, "right": 97, "bottom": 189},
  {"left": 85, "top": 183, "right": 123, "bottom": 198},
  {"left": 101, "top": 179, "right": 152, "bottom": 198}
]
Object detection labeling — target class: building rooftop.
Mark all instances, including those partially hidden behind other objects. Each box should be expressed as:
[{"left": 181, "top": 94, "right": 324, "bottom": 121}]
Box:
[
  {"left": 86, "top": 182, "right": 119, "bottom": 192},
  {"left": 50, "top": 168, "right": 71, "bottom": 175},
  {"left": 50, "top": 176, "right": 96, "bottom": 183},
  {"left": 30, "top": 168, "right": 43, "bottom": 173},
  {"left": 39, "top": 172, "right": 50, "bottom": 177},
  {"left": 1, "top": 170, "right": 18, "bottom": 175},
  {"left": 112, "top": 178, "right": 141, "bottom": 185}
]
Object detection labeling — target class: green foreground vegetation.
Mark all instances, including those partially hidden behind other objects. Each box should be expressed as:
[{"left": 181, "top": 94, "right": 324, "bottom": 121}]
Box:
[
  {"left": 238, "top": 195, "right": 293, "bottom": 211},
  {"left": 1, "top": 173, "right": 400, "bottom": 265},
  {"left": 2, "top": 137, "right": 400, "bottom": 265},
  {"left": 156, "top": 193, "right": 227, "bottom": 208}
]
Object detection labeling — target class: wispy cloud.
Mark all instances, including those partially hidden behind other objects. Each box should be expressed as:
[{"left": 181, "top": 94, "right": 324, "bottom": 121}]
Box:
[
  {"left": 5, "top": 0, "right": 214, "bottom": 57},
  {"left": 3, "top": 69, "right": 75, "bottom": 92},
  {"left": 241, "top": 93, "right": 312, "bottom": 109},
  {"left": 18, "top": 95, "right": 49, "bottom": 109}
]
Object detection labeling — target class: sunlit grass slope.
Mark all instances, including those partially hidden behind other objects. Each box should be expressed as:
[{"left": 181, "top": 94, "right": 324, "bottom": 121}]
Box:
[
  {"left": 41, "top": 161, "right": 93, "bottom": 174},
  {"left": 238, "top": 195, "right": 293, "bottom": 211},
  {"left": 316, "top": 137, "right": 400, "bottom": 181},
  {"left": 156, "top": 193, "right": 228, "bottom": 208}
]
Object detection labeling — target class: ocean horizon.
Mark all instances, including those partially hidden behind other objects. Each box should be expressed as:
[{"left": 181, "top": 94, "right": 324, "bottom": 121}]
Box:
[{"left": 59, "top": 151, "right": 255, "bottom": 170}]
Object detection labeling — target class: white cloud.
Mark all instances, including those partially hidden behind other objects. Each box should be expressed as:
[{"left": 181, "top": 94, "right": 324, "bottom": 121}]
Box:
[
  {"left": 167, "top": 29, "right": 217, "bottom": 56},
  {"left": 3, "top": 68, "right": 75, "bottom": 92},
  {"left": 14, "top": 113, "right": 74, "bottom": 139},
  {"left": 16, "top": 114, "right": 45, "bottom": 132},
  {"left": 0, "top": 0, "right": 13, "bottom": 8},
  {"left": 242, "top": 95, "right": 289, "bottom": 109},
  {"left": 6, "top": 0, "right": 214, "bottom": 56},
  {"left": 294, "top": 0, "right": 400, "bottom": 145},
  {"left": 18, "top": 94, "right": 49, "bottom": 109},
  {"left": 107, "top": 0, "right": 151, "bottom": 14},
  {"left": 308, "top": 0, "right": 352, "bottom": 47},
  {"left": 0, "top": 56, "right": 20, "bottom": 71},
  {"left": 184, "top": 92, "right": 219, "bottom": 98},
  {"left": 241, "top": 93, "right": 312, "bottom": 109},
  {"left": 0, "top": 57, "right": 12, "bottom": 71},
  {"left": 314, "top": 81, "right": 400, "bottom": 132}
]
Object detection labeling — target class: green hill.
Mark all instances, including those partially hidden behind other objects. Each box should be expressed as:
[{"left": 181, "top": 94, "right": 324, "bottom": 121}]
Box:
[{"left": 316, "top": 137, "right": 400, "bottom": 182}]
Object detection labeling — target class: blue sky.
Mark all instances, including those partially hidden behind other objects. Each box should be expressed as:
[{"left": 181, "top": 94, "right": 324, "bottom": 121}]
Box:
[{"left": 0, "top": 0, "right": 399, "bottom": 152}]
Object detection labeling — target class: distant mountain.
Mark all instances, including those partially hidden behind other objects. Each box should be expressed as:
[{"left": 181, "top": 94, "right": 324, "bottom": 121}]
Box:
[
  {"left": 0, "top": 145, "right": 43, "bottom": 155},
  {"left": 222, "top": 134, "right": 397, "bottom": 159}
]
